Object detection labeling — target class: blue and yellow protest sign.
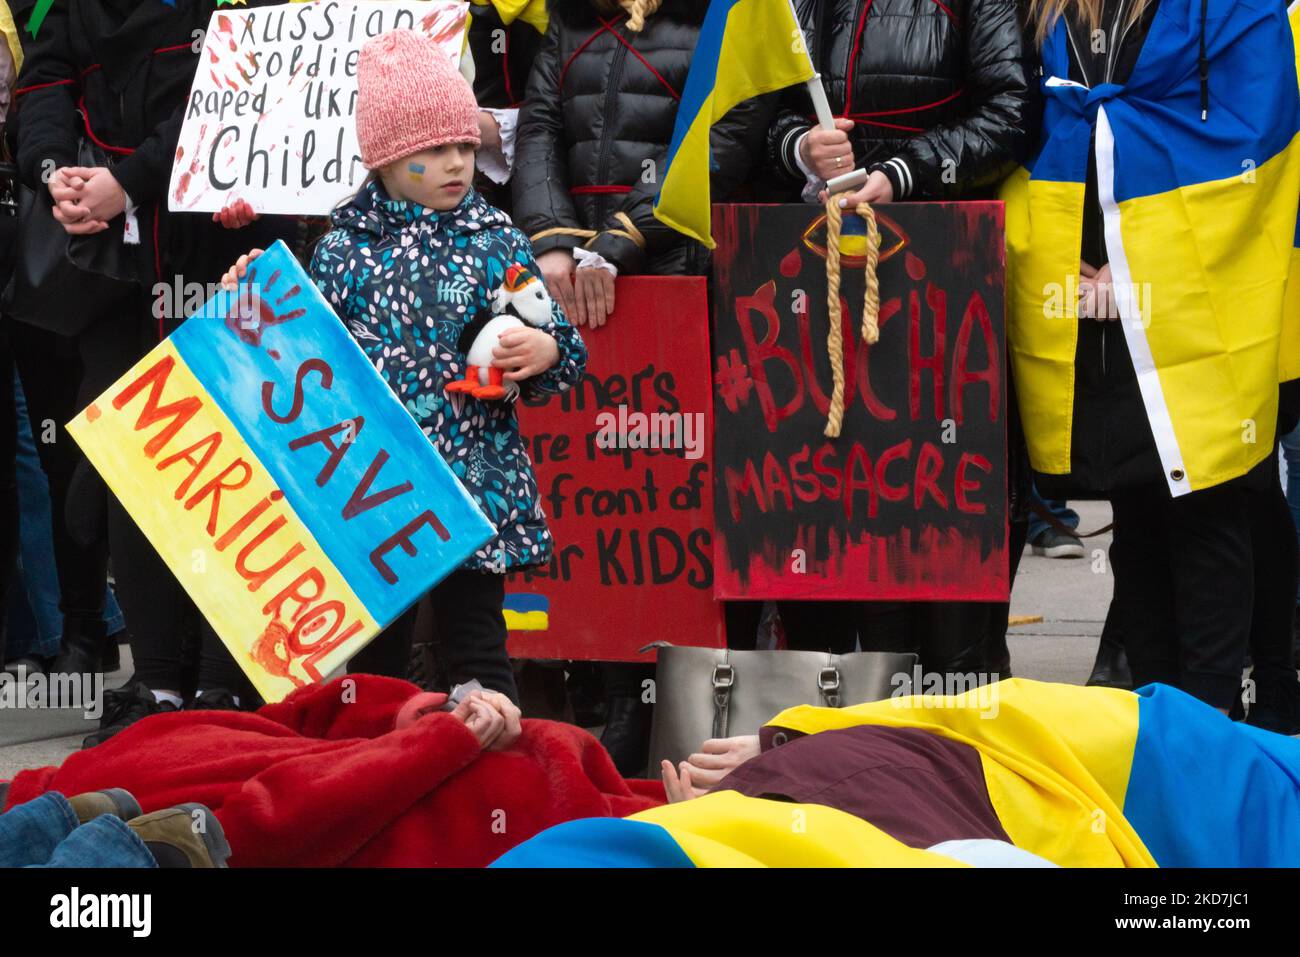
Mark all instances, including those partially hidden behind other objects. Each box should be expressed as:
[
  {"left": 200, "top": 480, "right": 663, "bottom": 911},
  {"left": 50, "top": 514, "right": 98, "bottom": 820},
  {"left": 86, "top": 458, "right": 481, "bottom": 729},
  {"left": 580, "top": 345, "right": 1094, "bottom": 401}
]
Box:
[{"left": 67, "top": 241, "right": 495, "bottom": 702}]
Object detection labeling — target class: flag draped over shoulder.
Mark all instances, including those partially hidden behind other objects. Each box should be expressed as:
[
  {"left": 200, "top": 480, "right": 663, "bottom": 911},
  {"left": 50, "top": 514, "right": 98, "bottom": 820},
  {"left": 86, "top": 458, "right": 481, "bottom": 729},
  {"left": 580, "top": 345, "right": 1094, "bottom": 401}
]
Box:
[
  {"left": 492, "top": 679, "right": 1300, "bottom": 867},
  {"left": 1001, "top": 0, "right": 1300, "bottom": 496},
  {"left": 1281, "top": 0, "right": 1300, "bottom": 385},
  {"left": 652, "top": 0, "right": 814, "bottom": 247}
]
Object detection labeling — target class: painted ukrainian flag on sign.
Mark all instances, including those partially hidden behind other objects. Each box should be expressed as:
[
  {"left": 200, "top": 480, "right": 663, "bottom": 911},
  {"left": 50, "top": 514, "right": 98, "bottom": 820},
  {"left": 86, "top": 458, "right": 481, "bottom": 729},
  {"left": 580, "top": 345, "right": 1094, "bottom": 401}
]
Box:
[
  {"left": 652, "top": 0, "right": 814, "bottom": 247},
  {"left": 66, "top": 242, "right": 495, "bottom": 703}
]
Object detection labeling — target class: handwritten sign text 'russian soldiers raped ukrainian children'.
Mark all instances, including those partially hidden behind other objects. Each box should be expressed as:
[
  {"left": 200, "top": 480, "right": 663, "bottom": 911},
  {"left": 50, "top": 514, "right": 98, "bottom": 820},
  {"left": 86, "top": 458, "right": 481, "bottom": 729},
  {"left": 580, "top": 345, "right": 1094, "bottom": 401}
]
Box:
[
  {"left": 67, "top": 242, "right": 494, "bottom": 701},
  {"left": 169, "top": 1, "right": 467, "bottom": 215}
]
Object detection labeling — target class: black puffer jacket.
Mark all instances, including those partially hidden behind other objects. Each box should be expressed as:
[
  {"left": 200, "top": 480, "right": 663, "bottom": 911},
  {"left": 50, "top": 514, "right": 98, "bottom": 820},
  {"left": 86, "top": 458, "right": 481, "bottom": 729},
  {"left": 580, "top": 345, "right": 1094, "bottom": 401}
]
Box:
[
  {"left": 14, "top": 0, "right": 292, "bottom": 295},
  {"left": 512, "top": 0, "right": 772, "bottom": 276},
  {"left": 767, "top": 0, "right": 1034, "bottom": 200}
]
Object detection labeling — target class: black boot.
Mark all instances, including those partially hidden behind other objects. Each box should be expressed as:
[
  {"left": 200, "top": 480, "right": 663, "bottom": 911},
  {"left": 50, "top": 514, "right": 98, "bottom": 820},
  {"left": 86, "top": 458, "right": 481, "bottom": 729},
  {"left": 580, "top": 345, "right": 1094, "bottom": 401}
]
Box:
[
  {"left": 50, "top": 616, "right": 114, "bottom": 677},
  {"left": 600, "top": 694, "right": 653, "bottom": 778},
  {"left": 1086, "top": 637, "right": 1132, "bottom": 689},
  {"left": 83, "top": 680, "right": 178, "bottom": 749}
]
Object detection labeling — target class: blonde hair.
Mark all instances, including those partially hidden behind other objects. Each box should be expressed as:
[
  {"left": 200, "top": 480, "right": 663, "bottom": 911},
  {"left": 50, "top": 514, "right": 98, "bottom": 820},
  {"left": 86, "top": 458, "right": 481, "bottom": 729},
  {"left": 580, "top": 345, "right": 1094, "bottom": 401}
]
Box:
[
  {"left": 1025, "top": 0, "right": 1153, "bottom": 48},
  {"left": 591, "top": 0, "right": 663, "bottom": 32}
]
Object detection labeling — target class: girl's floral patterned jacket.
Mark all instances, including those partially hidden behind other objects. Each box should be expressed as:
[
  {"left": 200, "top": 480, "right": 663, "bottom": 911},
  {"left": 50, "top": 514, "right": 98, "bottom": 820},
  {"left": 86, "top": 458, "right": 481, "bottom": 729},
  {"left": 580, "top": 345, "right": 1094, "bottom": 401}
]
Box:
[{"left": 310, "top": 180, "right": 587, "bottom": 573}]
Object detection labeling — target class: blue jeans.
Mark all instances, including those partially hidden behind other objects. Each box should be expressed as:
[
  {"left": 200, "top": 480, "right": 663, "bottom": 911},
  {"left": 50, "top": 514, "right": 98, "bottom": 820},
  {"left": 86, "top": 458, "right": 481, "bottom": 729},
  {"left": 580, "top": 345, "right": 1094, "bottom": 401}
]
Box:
[
  {"left": 1282, "top": 421, "right": 1300, "bottom": 601},
  {"left": 1027, "top": 484, "right": 1080, "bottom": 541},
  {"left": 0, "top": 792, "right": 156, "bottom": 868},
  {"left": 7, "top": 372, "right": 124, "bottom": 661}
]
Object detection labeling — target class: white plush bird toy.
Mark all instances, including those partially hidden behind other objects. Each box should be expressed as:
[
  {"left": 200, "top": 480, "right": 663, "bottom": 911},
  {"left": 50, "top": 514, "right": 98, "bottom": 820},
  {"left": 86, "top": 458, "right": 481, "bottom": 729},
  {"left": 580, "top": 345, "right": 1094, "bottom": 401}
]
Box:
[{"left": 445, "top": 264, "right": 554, "bottom": 401}]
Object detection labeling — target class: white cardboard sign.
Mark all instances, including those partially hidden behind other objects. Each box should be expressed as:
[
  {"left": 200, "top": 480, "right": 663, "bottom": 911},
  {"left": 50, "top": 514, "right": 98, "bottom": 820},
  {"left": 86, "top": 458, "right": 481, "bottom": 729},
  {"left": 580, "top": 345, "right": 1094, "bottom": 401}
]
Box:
[{"left": 168, "top": 1, "right": 468, "bottom": 215}]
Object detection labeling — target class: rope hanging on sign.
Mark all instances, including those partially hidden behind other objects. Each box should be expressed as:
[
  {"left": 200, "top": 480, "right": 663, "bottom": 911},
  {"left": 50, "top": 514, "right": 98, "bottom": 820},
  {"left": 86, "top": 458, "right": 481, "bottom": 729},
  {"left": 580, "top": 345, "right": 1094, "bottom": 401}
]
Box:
[{"left": 822, "top": 196, "right": 881, "bottom": 438}]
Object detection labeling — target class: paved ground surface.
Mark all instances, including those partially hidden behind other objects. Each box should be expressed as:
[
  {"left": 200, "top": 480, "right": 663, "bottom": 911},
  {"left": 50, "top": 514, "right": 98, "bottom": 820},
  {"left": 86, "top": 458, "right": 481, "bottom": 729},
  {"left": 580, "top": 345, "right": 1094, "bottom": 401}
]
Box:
[{"left": 0, "top": 502, "right": 1113, "bottom": 780}]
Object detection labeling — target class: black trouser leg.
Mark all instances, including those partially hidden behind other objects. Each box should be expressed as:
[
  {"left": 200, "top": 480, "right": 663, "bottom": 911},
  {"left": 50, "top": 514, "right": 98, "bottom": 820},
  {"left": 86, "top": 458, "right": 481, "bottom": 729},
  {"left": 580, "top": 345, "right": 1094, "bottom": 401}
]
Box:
[
  {"left": 1166, "top": 481, "right": 1252, "bottom": 709},
  {"left": 430, "top": 569, "right": 518, "bottom": 702},
  {"left": 197, "top": 622, "right": 258, "bottom": 702},
  {"left": 602, "top": 661, "right": 654, "bottom": 698},
  {"left": 348, "top": 603, "right": 417, "bottom": 680},
  {"left": 11, "top": 324, "right": 107, "bottom": 627},
  {"left": 1244, "top": 453, "right": 1298, "bottom": 723},
  {"left": 1, "top": 344, "right": 17, "bottom": 663},
  {"left": 723, "top": 600, "right": 764, "bottom": 650},
  {"left": 778, "top": 600, "right": 859, "bottom": 654},
  {"left": 855, "top": 601, "right": 914, "bottom": 654},
  {"left": 1109, "top": 487, "right": 1180, "bottom": 690},
  {"left": 105, "top": 494, "right": 189, "bottom": 690}
]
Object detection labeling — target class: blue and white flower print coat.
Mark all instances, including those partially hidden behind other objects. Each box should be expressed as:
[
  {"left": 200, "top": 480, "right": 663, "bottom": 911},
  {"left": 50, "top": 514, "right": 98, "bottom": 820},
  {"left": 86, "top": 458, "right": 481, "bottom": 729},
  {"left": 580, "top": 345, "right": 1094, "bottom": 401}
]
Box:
[{"left": 309, "top": 181, "right": 586, "bottom": 572}]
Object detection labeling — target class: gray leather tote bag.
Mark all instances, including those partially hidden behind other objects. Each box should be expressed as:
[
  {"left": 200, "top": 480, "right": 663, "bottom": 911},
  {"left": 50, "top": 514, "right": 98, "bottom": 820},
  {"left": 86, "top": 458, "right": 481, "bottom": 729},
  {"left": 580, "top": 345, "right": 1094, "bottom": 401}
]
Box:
[{"left": 647, "top": 646, "right": 919, "bottom": 770}]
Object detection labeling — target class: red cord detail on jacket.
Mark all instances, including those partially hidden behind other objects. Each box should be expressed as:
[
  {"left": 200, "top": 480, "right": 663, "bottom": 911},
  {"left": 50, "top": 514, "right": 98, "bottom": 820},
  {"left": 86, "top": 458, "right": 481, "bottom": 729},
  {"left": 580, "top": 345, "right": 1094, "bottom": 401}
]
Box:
[
  {"left": 843, "top": 0, "right": 876, "bottom": 116},
  {"left": 502, "top": 31, "right": 518, "bottom": 108},
  {"left": 927, "top": 0, "right": 961, "bottom": 24},
  {"left": 849, "top": 87, "right": 965, "bottom": 118},
  {"left": 77, "top": 97, "right": 135, "bottom": 156},
  {"left": 13, "top": 77, "right": 74, "bottom": 96},
  {"left": 570, "top": 185, "right": 633, "bottom": 195},
  {"left": 81, "top": 44, "right": 194, "bottom": 78},
  {"left": 558, "top": 19, "right": 616, "bottom": 89},
  {"left": 597, "top": 17, "right": 680, "bottom": 102}
]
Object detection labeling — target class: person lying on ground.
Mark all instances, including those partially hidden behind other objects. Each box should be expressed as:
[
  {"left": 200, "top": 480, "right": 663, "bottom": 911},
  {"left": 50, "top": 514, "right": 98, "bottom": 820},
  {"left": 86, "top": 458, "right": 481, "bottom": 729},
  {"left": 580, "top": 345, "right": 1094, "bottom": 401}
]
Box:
[
  {"left": 1, "top": 675, "right": 660, "bottom": 867},
  {"left": 496, "top": 678, "right": 1300, "bottom": 867},
  {"left": 0, "top": 788, "right": 229, "bottom": 868}
]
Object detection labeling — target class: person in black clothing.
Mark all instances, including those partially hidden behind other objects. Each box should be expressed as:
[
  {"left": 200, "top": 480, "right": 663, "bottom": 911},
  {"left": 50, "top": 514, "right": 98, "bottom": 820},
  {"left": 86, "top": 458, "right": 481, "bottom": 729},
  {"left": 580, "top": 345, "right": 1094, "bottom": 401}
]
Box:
[
  {"left": 753, "top": 0, "right": 1035, "bottom": 670},
  {"left": 512, "top": 0, "right": 772, "bottom": 774},
  {"left": 13, "top": 0, "right": 295, "bottom": 745},
  {"left": 465, "top": 0, "right": 544, "bottom": 215}
]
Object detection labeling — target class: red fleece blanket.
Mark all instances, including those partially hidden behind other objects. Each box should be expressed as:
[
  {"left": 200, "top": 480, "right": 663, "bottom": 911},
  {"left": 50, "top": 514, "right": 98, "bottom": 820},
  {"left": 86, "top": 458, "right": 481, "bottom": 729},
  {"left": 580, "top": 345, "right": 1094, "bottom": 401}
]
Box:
[{"left": 2, "top": 676, "right": 664, "bottom": 866}]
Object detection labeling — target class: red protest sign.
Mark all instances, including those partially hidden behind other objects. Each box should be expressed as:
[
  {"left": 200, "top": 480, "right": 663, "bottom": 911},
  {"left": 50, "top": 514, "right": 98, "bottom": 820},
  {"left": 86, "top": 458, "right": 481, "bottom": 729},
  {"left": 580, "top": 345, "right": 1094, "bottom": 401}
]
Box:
[{"left": 507, "top": 277, "right": 724, "bottom": 660}]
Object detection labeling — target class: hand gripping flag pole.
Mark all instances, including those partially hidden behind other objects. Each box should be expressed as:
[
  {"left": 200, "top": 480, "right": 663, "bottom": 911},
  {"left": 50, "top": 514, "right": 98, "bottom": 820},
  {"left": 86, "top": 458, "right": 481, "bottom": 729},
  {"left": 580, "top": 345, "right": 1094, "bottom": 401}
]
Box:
[{"left": 804, "top": 73, "right": 868, "bottom": 195}]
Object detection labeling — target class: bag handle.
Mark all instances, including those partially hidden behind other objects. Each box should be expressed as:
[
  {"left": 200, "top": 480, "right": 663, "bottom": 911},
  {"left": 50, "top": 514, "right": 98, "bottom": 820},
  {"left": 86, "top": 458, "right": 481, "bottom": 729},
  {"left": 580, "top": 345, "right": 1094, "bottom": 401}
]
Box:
[
  {"left": 818, "top": 665, "right": 842, "bottom": 708},
  {"left": 711, "top": 661, "right": 734, "bottom": 739}
]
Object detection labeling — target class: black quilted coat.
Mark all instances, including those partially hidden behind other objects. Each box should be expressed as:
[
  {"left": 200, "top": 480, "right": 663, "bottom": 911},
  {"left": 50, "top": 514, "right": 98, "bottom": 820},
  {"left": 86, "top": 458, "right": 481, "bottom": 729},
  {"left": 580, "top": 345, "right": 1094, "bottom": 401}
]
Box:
[
  {"left": 767, "top": 0, "right": 1035, "bottom": 200},
  {"left": 512, "top": 0, "right": 772, "bottom": 276}
]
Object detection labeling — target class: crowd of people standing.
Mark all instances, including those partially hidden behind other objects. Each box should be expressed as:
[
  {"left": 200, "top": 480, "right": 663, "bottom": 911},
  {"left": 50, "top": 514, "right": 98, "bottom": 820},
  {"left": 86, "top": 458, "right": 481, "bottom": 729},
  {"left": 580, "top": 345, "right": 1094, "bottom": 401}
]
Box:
[{"left": 1, "top": 0, "right": 1297, "bottom": 783}]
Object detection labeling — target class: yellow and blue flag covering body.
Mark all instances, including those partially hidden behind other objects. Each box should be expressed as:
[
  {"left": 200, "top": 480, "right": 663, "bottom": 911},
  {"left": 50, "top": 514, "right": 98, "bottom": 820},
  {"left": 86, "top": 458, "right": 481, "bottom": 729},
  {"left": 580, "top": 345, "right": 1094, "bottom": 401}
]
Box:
[
  {"left": 1002, "top": 0, "right": 1300, "bottom": 496},
  {"left": 493, "top": 679, "right": 1300, "bottom": 867},
  {"left": 67, "top": 242, "right": 495, "bottom": 702},
  {"left": 652, "top": 0, "right": 814, "bottom": 247}
]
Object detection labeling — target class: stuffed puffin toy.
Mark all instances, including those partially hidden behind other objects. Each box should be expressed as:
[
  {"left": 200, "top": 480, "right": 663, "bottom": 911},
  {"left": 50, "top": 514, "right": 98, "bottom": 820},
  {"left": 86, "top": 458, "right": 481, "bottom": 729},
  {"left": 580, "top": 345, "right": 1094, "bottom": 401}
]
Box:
[{"left": 445, "top": 264, "right": 554, "bottom": 401}]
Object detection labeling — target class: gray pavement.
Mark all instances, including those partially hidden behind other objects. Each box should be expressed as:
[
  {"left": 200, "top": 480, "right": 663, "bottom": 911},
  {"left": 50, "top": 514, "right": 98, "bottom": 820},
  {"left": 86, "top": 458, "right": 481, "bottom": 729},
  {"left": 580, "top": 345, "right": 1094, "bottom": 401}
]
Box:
[{"left": 0, "top": 501, "right": 1113, "bottom": 781}]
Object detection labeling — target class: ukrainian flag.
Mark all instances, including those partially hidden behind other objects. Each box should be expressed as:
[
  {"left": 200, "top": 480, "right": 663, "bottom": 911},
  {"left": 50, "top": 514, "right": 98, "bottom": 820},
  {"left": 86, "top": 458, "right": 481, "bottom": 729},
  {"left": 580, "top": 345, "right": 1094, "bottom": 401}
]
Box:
[
  {"left": 492, "top": 679, "right": 1300, "bottom": 867},
  {"left": 1003, "top": 0, "right": 1300, "bottom": 495},
  {"left": 652, "top": 0, "right": 815, "bottom": 247}
]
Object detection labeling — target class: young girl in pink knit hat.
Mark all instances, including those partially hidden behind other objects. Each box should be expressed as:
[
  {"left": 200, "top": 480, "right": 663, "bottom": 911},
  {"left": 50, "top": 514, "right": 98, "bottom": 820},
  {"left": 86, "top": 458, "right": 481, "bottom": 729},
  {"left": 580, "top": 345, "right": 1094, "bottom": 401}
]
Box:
[{"left": 223, "top": 30, "right": 587, "bottom": 701}]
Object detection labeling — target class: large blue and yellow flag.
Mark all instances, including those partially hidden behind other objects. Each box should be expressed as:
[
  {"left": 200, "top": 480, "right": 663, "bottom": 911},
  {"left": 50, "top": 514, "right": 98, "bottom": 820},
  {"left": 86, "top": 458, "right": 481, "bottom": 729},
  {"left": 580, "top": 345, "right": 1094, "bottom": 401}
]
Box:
[
  {"left": 1002, "top": 0, "right": 1300, "bottom": 496},
  {"left": 652, "top": 0, "right": 814, "bottom": 247},
  {"left": 493, "top": 679, "right": 1300, "bottom": 867}
]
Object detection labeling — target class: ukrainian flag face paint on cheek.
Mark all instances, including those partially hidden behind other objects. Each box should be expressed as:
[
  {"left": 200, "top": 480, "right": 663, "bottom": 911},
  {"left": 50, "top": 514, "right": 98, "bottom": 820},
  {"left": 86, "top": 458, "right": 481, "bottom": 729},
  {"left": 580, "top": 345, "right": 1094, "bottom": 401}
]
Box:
[{"left": 407, "top": 162, "right": 426, "bottom": 183}]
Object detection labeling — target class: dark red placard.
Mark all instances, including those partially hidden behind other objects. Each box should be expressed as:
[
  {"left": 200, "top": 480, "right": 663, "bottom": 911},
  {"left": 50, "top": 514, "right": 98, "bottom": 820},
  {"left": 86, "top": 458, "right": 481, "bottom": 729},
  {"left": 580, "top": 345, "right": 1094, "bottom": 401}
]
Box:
[
  {"left": 711, "top": 203, "right": 1008, "bottom": 601},
  {"left": 507, "top": 277, "right": 724, "bottom": 660}
]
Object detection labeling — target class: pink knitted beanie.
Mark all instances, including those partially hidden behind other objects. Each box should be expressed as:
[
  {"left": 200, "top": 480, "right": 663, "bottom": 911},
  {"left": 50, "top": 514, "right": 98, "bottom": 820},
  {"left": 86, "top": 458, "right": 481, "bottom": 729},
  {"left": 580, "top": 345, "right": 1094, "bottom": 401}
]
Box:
[{"left": 355, "top": 30, "right": 481, "bottom": 170}]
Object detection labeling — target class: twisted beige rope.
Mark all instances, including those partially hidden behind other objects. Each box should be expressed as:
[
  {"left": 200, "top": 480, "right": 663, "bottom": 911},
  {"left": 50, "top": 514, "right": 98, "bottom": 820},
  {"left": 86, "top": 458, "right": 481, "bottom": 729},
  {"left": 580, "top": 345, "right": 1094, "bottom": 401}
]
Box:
[
  {"left": 823, "top": 196, "right": 881, "bottom": 439},
  {"left": 529, "top": 211, "right": 647, "bottom": 250},
  {"left": 593, "top": 0, "right": 662, "bottom": 31}
]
